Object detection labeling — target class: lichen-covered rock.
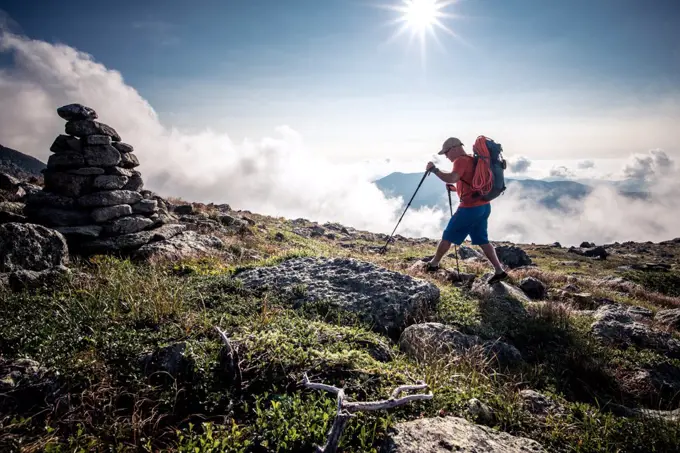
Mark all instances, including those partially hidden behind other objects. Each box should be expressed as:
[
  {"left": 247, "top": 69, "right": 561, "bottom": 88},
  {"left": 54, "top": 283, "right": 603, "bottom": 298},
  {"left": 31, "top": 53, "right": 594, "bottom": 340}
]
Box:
[
  {"left": 399, "top": 322, "right": 522, "bottom": 367},
  {"left": 7, "top": 265, "right": 71, "bottom": 292},
  {"left": 102, "top": 215, "right": 154, "bottom": 236},
  {"left": 75, "top": 223, "right": 186, "bottom": 255},
  {"left": 520, "top": 389, "right": 564, "bottom": 418},
  {"left": 57, "top": 103, "right": 98, "bottom": 121},
  {"left": 112, "top": 142, "right": 134, "bottom": 153},
  {"left": 78, "top": 190, "right": 142, "bottom": 208},
  {"left": 495, "top": 245, "right": 533, "bottom": 268},
  {"left": 0, "top": 223, "right": 68, "bottom": 272},
  {"left": 656, "top": 309, "right": 680, "bottom": 331},
  {"left": 382, "top": 416, "right": 547, "bottom": 453},
  {"left": 65, "top": 120, "right": 121, "bottom": 141},
  {"left": 93, "top": 175, "right": 128, "bottom": 190},
  {"left": 132, "top": 231, "right": 224, "bottom": 262},
  {"left": 83, "top": 145, "right": 121, "bottom": 167},
  {"left": 120, "top": 152, "right": 140, "bottom": 169},
  {"left": 122, "top": 171, "right": 143, "bottom": 191},
  {"left": 456, "top": 245, "right": 483, "bottom": 260},
  {"left": 131, "top": 199, "right": 157, "bottom": 214},
  {"left": 235, "top": 257, "right": 440, "bottom": 336},
  {"left": 519, "top": 277, "right": 547, "bottom": 300},
  {"left": 91, "top": 204, "right": 132, "bottom": 223},
  {"left": 591, "top": 305, "right": 680, "bottom": 358},
  {"left": 43, "top": 171, "right": 92, "bottom": 198}
]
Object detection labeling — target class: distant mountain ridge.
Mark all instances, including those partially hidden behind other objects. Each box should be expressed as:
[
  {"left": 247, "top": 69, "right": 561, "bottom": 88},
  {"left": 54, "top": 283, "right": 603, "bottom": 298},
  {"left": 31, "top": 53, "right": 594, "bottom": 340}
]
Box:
[
  {"left": 0, "top": 144, "right": 46, "bottom": 179},
  {"left": 373, "top": 171, "right": 647, "bottom": 211}
]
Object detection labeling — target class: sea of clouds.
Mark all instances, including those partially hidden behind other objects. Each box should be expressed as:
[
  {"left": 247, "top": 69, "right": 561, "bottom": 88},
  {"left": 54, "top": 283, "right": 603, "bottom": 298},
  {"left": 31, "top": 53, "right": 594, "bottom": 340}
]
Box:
[{"left": 1, "top": 31, "right": 679, "bottom": 247}]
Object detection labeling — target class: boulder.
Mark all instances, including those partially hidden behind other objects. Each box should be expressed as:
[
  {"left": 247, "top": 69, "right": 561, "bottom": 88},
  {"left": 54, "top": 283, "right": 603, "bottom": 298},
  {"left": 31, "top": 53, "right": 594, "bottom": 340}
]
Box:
[
  {"left": 591, "top": 305, "right": 680, "bottom": 358},
  {"left": 7, "top": 265, "right": 71, "bottom": 292},
  {"left": 47, "top": 152, "right": 85, "bottom": 169},
  {"left": 519, "top": 277, "right": 547, "bottom": 300},
  {"left": 580, "top": 241, "right": 596, "bottom": 248},
  {"left": 235, "top": 257, "right": 440, "bottom": 336},
  {"left": 0, "top": 209, "right": 26, "bottom": 224},
  {"left": 382, "top": 416, "right": 546, "bottom": 453},
  {"left": 24, "top": 206, "right": 92, "bottom": 227},
  {"left": 55, "top": 225, "right": 102, "bottom": 239},
  {"left": 132, "top": 231, "right": 225, "bottom": 262},
  {"left": 65, "top": 120, "right": 121, "bottom": 141},
  {"left": 495, "top": 246, "right": 532, "bottom": 268},
  {"left": 24, "top": 192, "right": 76, "bottom": 209},
  {"left": 0, "top": 223, "right": 68, "bottom": 272},
  {"left": 75, "top": 223, "right": 186, "bottom": 255},
  {"left": 399, "top": 322, "right": 522, "bottom": 367},
  {"left": 120, "top": 152, "right": 140, "bottom": 169},
  {"left": 57, "top": 103, "right": 98, "bottom": 121},
  {"left": 569, "top": 246, "right": 608, "bottom": 260},
  {"left": 174, "top": 204, "right": 194, "bottom": 215},
  {"left": 91, "top": 204, "right": 133, "bottom": 223},
  {"left": 0, "top": 172, "right": 20, "bottom": 192},
  {"left": 122, "top": 171, "right": 143, "bottom": 191},
  {"left": 84, "top": 135, "right": 111, "bottom": 145},
  {"left": 455, "top": 245, "right": 483, "bottom": 260},
  {"left": 131, "top": 199, "right": 157, "bottom": 214},
  {"left": 107, "top": 166, "right": 133, "bottom": 177},
  {"left": 139, "top": 342, "right": 194, "bottom": 385},
  {"left": 43, "top": 171, "right": 92, "bottom": 198},
  {"left": 520, "top": 389, "right": 564, "bottom": 418},
  {"left": 49, "top": 134, "right": 82, "bottom": 153},
  {"left": 112, "top": 142, "right": 134, "bottom": 153}
]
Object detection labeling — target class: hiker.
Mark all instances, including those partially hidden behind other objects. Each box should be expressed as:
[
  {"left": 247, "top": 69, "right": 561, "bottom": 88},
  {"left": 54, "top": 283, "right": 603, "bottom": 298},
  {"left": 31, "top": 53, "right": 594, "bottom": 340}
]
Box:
[{"left": 425, "top": 137, "right": 508, "bottom": 284}]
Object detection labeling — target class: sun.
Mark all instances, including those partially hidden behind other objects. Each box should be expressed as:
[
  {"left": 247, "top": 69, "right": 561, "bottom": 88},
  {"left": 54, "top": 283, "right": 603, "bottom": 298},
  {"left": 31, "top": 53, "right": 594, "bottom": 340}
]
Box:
[{"left": 377, "top": 0, "right": 461, "bottom": 63}]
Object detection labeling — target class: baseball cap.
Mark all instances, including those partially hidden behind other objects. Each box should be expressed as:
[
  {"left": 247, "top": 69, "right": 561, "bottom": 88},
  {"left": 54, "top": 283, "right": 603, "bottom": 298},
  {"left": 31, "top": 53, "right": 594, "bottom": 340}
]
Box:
[{"left": 438, "top": 137, "right": 464, "bottom": 155}]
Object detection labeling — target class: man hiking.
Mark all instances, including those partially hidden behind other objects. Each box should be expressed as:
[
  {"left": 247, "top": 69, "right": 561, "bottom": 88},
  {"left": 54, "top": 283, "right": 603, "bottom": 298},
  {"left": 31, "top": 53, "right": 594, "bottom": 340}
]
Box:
[{"left": 425, "top": 137, "right": 508, "bottom": 284}]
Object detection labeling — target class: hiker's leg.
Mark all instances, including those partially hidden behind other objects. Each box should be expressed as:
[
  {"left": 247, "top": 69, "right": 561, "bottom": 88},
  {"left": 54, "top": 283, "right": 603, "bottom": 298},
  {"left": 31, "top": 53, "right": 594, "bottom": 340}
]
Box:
[
  {"left": 430, "top": 208, "right": 469, "bottom": 267},
  {"left": 470, "top": 204, "right": 505, "bottom": 274}
]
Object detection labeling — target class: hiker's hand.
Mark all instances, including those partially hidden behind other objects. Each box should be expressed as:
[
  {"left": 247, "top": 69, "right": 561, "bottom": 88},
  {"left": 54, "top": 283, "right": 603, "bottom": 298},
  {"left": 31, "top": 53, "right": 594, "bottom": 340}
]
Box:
[{"left": 426, "top": 162, "right": 436, "bottom": 172}]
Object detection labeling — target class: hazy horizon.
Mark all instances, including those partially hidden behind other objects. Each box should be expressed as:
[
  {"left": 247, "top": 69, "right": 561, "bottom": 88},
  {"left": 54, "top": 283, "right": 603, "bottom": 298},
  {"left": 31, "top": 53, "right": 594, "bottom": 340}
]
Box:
[{"left": 1, "top": 1, "right": 679, "bottom": 246}]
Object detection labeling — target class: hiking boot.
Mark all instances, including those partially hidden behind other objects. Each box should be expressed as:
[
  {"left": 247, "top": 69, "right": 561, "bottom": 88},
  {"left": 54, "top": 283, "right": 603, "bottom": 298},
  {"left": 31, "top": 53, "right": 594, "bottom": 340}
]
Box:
[
  {"left": 425, "top": 262, "right": 440, "bottom": 272},
  {"left": 487, "top": 271, "right": 508, "bottom": 285}
]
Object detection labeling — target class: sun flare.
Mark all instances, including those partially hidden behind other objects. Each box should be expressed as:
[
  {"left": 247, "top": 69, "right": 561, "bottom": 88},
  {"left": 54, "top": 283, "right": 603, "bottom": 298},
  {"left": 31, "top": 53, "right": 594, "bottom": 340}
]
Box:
[{"left": 378, "top": 0, "right": 461, "bottom": 63}]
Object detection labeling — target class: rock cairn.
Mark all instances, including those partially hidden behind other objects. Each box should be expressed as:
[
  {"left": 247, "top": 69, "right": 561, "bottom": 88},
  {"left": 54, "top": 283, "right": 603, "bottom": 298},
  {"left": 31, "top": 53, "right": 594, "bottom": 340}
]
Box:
[{"left": 23, "top": 104, "right": 183, "bottom": 255}]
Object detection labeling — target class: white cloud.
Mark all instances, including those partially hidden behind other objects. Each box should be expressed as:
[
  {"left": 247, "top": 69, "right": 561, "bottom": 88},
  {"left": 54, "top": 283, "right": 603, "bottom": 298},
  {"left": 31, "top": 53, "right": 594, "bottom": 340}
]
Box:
[
  {"left": 508, "top": 156, "right": 532, "bottom": 174},
  {"left": 0, "top": 31, "right": 443, "bottom": 239},
  {"left": 1, "top": 30, "right": 679, "bottom": 248},
  {"left": 577, "top": 160, "right": 595, "bottom": 170},
  {"left": 549, "top": 165, "right": 575, "bottom": 178}
]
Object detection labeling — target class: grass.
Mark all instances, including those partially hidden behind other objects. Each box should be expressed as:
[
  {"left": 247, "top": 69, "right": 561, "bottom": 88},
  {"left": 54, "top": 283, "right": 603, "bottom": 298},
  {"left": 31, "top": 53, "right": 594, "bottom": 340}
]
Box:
[{"left": 2, "top": 215, "right": 680, "bottom": 452}]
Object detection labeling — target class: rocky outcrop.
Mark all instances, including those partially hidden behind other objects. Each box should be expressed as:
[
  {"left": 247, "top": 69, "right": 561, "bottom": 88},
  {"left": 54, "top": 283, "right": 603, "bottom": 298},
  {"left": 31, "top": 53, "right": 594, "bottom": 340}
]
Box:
[
  {"left": 569, "top": 245, "right": 608, "bottom": 260},
  {"left": 0, "top": 223, "right": 68, "bottom": 272},
  {"left": 656, "top": 308, "right": 680, "bottom": 331},
  {"left": 131, "top": 231, "right": 225, "bottom": 262},
  {"left": 235, "top": 257, "right": 440, "bottom": 336},
  {"left": 399, "top": 322, "right": 522, "bottom": 367},
  {"left": 591, "top": 305, "right": 680, "bottom": 358},
  {"left": 519, "top": 277, "right": 547, "bottom": 300},
  {"left": 382, "top": 416, "right": 546, "bottom": 452}
]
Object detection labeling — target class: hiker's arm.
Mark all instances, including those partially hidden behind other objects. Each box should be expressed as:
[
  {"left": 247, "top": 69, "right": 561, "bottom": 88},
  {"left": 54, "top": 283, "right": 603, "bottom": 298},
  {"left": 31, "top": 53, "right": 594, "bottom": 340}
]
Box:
[{"left": 426, "top": 163, "right": 460, "bottom": 184}]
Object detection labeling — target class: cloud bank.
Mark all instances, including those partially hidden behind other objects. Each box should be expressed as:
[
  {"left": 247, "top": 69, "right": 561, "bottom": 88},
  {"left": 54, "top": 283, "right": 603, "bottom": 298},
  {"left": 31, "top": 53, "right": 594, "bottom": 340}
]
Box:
[
  {"left": 0, "top": 30, "right": 679, "bottom": 247},
  {"left": 508, "top": 156, "right": 532, "bottom": 174},
  {"left": 577, "top": 160, "right": 595, "bottom": 170}
]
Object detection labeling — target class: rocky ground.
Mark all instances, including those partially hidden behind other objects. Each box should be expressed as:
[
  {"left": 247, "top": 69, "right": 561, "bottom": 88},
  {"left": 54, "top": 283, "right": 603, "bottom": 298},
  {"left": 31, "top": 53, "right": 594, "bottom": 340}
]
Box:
[{"left": 1, "top": 172, "right": 680, "bottom": 452}]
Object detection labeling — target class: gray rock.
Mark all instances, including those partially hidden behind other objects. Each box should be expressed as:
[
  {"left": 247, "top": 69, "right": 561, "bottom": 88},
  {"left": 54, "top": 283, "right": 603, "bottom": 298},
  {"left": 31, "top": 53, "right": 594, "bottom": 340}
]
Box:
[
  {"left": 580, "top": 241, "right": 596, "bottom": 248},
  {"left": 47, "top": 152, "right": 85, "bottom": 169},
  {"left": 112, "top": 142, "right": 133, "bottom": 153},
  {"left": 519, "top": 277, "right": 547, "bottom": 300},
  {"left": 93, "top": 175, "right": 129, "bottom": 190},
  {"left": 236, "top": 257, "right": 440, "bottom": 336},
  {"left": 467, "top": 398, "right": 494, "bottom": 425},
  {"left": 57, "top": 103, "right": 97, "bottom": 121},
  {"left": 219, "top": 213, "right": 247, "bottom": 228},
  {"left": 49, "top": 134, "right": 82, "bottom": 153},
  {"left": 24, "top": 192, "right": 76, "bottom": 209},
  {"left": 78, "top": 190, "right": 142, "bottom": 208},
  {"left": 399, "top": 322, "right": 522, "bottom": 367},
  {"left": 495, "top": 245, "right": 533, "bottom": 268},
  {"left": 68, "top": 167, "right": 105, "bottom": 176},
  {"left": 139, "top": 342, "right": 194, "bottom": 384},
  {"left": 174, "top": 204, "right": 194, "bottom": 215},
  {"left": 43, "top": 171, "right": 92, "bottom": 198},
  {"left": 0, "top": 209, "right": 26, "bottom": 224},
  {"left": 122, "top": 171, "right": 143, "bottom": 191},
  {"left": 91, "top": 204, "right": 132, "bottom": 223},
  {"left": 24, "top": 206, "right": 91, "bottom": 227},
  {"left": 569, "top": 246, "right": 608, "bottom": 260},
  {"left": 84, "top": 135, "right": 111, "bottom": 145},
  {"left": 120, "top": 152, "right": 140, "bottom": 169},
  {"left": 107, "top": 166, "right": 133, "bottom": 177},
  {"left": 7, "top": 265, "right": 70, "bottom": 292},
  {"left": 656, "top": 309, "right": 680, "bottom": 331},
  {"left": 132, "top": 231, "right": 225, "bottom": 262},
  {"left": 520, "top": 389, "right": 563, "bottom": 417},
  {"left": 65, "top": 120, "right": 121, "bottom": 141},
  {"left": 55, "top": 225, "right": 102, "bottom": 239},
  {"left": 83, "top": 145, "right": 121, "bottom": 167},
  {"left": 456, "top": 245, "right": 483, "bottom": 260},
  {"left": 382, "top": 416, "right": 547, "bottom": 453},
  {"left": 75, "top": 223, "right": 186, "bottom": 255},
  {"left": 103, "top": 215, "right": 154, "bottom": 236},
  {"left": 628, "top": 363, "right": 680, "bottom": 404},
  {"left": 131, "top": 199, "right": 157, "bottom": 214},
  {"left": 591, "top": 305, "right": 680, "bottom": 358},
  {"left": 0, "top": 223, "right": 68, "bottom": 272},
  {"left": 0, "top": 172, "right": 20, "bottom": 191}
]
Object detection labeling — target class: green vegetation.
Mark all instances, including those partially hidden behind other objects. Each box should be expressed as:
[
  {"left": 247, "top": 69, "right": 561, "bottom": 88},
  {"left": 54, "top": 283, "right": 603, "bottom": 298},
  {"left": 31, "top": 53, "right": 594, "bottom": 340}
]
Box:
[{"left": 1, "top": 221, "right": 680, "bottom": 452}]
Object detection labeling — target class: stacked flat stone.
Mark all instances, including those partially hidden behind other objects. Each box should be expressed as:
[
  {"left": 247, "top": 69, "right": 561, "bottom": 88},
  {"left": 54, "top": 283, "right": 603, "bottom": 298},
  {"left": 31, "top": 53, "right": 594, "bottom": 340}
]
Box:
[{"left": 24, "top": 104, "right": 160, "bottom": 244}]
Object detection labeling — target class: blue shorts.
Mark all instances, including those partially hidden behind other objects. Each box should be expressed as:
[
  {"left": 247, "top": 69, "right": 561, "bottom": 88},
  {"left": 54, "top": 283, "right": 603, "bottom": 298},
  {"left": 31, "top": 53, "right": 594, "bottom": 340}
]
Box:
[{"left": 442, "top": 204, "right": 491, "bottom": 246}]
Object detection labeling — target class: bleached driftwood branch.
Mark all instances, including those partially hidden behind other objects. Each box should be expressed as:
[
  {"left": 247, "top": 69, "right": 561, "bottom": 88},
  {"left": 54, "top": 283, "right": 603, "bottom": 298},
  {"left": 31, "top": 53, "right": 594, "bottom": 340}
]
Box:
[
  {"left": 302, "top": 373, "right": 433, "bottom": 453},
  {"left": 215, "top": 326, "right": 242, "bottom": 391}
]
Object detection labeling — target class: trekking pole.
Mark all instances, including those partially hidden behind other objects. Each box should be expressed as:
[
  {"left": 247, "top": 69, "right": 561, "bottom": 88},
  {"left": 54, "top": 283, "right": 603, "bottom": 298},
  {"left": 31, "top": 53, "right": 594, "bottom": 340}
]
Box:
[
  {"left": 447, "top": 186, "right": 461, "bottom": 276},
  {"left": 379, "top": 169, "right": 431, "bottom": 254}
]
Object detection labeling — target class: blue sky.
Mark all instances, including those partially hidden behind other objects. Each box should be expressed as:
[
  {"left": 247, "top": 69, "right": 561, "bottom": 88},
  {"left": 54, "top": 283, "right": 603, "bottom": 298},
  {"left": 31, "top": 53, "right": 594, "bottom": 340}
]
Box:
[{"left": 1, "top": 0, "right": 679, "bottom": 172}]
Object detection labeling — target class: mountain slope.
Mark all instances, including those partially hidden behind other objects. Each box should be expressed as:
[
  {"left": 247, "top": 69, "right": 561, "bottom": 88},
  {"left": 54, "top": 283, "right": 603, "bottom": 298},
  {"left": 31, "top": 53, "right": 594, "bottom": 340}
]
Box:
[{"left": 0, "top": 144, "right": 47, "bottom": 179}]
